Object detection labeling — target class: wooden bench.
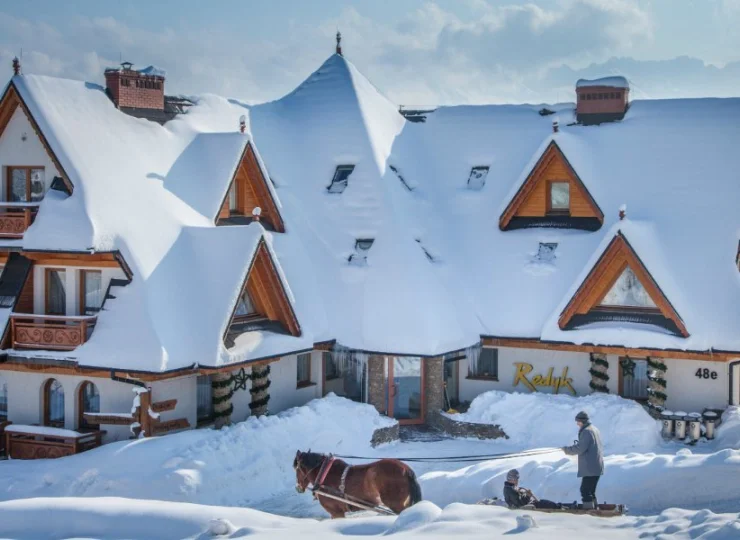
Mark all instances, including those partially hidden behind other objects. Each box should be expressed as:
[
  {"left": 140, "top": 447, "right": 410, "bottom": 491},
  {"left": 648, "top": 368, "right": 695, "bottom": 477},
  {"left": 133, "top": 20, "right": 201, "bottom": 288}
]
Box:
[{"left": 4, "top": 425, "right": 103, "bottom": 460}]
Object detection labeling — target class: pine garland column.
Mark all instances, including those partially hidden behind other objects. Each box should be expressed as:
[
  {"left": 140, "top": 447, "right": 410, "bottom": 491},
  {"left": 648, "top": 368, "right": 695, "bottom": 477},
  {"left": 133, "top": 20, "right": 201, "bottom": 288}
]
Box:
[
  {"left": 647, "top": 357, "right": 668, "bottom": 412},
  {"left": 249, "top": 364, "right": 271, "bottom": 417},
  {"left": 211, "top": 372, "right": 234, "bottom": 428},
  {"left": 589, "top": 353, "right": 610, "bottom": 393}
]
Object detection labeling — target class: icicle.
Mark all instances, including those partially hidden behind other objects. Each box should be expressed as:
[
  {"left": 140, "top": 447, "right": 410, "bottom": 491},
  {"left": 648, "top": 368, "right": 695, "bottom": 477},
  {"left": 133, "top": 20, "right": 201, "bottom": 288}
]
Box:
[
  {"left": 330, "top": 344, "right": 369, "bottom": 402},
  {"left": 465, "top": 344, "right": 482, "bottom": 374}
]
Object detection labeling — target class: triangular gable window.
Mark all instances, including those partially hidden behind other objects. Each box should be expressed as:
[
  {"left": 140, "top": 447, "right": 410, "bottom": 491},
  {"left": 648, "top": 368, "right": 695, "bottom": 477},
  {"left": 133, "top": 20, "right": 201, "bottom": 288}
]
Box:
[
  {"left": 328, "top": 165, "right": 354, "bottom": 194},
  {"left": 600, "top": 267, "right": 657, "bottom": 309},
  {"left": 217, "top": 143, "right": 285, "bottom": 232},
  {"left": 499, "top": 141, "right": 603, "bottom": 231},
  {"left": 225, "top": 239, "right": 301, "bottom": 347},
  {"left": 558, "top": 233, "right": 688, "bottom": 337}
]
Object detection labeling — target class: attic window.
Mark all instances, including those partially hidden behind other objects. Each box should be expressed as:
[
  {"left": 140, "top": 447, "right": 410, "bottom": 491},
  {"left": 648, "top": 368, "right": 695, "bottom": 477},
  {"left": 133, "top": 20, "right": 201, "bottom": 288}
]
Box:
[
  {"left": 349, "top": 238, "right": 374, "bottom": 265},
  {"left": 328, "top": 165, "right": 355, "bottom": 194},
  {"left": 467, "top": 166, "right": 489, "bottom": 190},
  {"left": 536, "top": 242, "right": 558, "bottom": 263},
  {"left": 234, "top": 289, "right": 261, "bottom": 320},
  {"left": 600, "top": 267, "right": 657, "bottom": 309},
  {"left": 389, "top": 165, "right": 413, "bottom": 191}
]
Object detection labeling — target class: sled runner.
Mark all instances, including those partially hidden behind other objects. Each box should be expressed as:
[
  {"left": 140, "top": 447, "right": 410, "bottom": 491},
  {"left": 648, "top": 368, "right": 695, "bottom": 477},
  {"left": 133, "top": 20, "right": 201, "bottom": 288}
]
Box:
[{"left": 477, "top": 498, "right": 627, "bottom": 517}]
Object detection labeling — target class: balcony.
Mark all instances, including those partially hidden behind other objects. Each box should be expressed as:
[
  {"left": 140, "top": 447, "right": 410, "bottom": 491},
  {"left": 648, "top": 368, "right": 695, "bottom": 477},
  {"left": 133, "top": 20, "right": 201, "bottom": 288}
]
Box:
[
  {"left": 0, "top": 203, "right": 39, "bottom": 238},
  {"left": 10, "top": 314, "right": 97, "bottom": 351}
]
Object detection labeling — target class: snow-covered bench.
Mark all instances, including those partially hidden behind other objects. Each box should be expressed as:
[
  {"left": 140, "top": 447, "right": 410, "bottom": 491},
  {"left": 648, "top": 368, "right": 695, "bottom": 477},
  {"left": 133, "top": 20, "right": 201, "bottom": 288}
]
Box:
[{"left": 4, "top": 424, "right": 103, "bottom": 460}]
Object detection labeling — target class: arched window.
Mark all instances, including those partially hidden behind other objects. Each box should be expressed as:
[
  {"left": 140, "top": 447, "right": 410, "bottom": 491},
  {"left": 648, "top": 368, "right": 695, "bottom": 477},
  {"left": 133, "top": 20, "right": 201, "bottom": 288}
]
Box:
[
  {"left": 78, "top": 381, "right": 100, "bottom": 431},
  {"left": 0, "top": 377, "right": 7, "bottom": 421},
  {"left": 43, "top": 379, "right": 65, "bottom": 428}
]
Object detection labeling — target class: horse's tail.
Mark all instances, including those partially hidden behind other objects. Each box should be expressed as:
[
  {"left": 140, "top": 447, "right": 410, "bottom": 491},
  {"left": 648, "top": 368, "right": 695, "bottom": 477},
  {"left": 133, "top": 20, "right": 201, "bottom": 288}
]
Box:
[{"left": 406, "top": 467, "right": 423, "bottom": 506}]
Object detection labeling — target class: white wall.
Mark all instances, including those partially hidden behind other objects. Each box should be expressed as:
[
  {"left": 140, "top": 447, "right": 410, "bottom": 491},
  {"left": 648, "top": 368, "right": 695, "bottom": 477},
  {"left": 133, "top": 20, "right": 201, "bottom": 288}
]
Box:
[
  {"left": 458, "top": 347, "right": 732, "bottom": 414},
  {"left": 267, "top": 353, "right": 322, "bottom": 414},
  {"left": 459, "top": 347, "right": 592, "bottom": 403},
  {"left": 0, "top": 107, "right": 60, "bottom": 198},
  {"left": 32, "top": 266, "right": 127, "bottom": 315},
  {"left": 0, "top": 370, "right": 137, "bottom": 442},
  {"left": 149, "top": 375, "right": 197, "bottom": 432}
]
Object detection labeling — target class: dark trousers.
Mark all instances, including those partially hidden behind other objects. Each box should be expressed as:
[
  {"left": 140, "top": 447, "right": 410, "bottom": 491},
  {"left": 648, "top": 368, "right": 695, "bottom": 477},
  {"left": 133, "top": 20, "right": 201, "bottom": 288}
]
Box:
[{"left": 580, "top": 476, "right": 600, "bottom": 503}]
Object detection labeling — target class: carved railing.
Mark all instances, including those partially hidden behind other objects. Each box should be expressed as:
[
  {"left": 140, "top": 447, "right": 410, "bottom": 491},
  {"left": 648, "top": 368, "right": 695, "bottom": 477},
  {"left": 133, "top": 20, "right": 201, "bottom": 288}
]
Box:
[
  {"left": 0, "top": 203, "right": 39, "bottom": 238},
  {"left": 4, "top": 425, "right": 103, "bottom": 460},
  {"left": 10, "top": 314, "right": 97, "bottom": 351}
]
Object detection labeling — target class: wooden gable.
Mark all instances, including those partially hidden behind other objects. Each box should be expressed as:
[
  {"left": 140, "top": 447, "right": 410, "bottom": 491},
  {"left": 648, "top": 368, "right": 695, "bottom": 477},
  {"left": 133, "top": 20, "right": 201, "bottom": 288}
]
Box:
[
  {"left": 226, "top": 239, "right": 300, "bottom": 338},
  {"left": 558, "top": 233, "right": 689, "bottom": 337},
  {"left": 499, "top": 141, "right": 603, "bottom": 230},
  {"left": 217, "top": 142, "right": 284, "bottom": 232},
  {"left": 0, "top": 82, "right": 74, "bottom": 194}
]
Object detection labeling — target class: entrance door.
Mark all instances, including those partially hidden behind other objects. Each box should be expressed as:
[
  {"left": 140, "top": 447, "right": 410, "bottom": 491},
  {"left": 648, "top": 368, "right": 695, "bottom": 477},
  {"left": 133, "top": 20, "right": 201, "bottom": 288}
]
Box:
[{"left": 386, "top": 357, "right": 424, "bottom": 424}]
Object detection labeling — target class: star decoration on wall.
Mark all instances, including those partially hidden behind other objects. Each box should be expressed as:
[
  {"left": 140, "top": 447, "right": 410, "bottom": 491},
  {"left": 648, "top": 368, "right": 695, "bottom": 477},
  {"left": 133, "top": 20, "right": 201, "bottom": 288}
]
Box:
[{"left": 233, "top": 368, "right": 249, "bottom": 392}]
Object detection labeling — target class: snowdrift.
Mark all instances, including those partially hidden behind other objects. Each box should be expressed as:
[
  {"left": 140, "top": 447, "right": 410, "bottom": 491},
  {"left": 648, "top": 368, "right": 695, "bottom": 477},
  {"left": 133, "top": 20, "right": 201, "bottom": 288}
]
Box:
[
  {"left": 452, "top": 390, "right": 662, "bottom": 453},
  {"left": 0, "top": 395, "right": 394, "bottom": 509},
  {"left": 1, "top": 497, "right": 739, "bottom": 540}
]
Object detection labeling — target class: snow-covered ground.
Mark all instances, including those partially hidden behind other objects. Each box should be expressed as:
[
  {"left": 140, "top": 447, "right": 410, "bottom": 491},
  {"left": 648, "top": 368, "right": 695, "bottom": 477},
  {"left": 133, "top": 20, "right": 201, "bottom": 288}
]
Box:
[{"left": 1, "top": 392, "right": 739, "bottom": 538}]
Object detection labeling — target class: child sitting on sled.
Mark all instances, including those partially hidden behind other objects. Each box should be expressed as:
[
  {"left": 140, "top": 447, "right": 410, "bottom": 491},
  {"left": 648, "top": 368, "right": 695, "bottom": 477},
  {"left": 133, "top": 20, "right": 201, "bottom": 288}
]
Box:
[{"left": 503, "top": 469, "right": 561, "bottom": 510}]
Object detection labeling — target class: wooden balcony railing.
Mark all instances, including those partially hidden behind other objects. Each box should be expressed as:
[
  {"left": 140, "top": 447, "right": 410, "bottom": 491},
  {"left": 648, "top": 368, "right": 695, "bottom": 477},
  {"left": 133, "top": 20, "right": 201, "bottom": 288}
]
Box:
[
  {"left": 10, "top": 314, "right": 97, "bottom": 351},
  {"left": 0, "top": 203, "right": 39, "bottom": 238},
  {"left": 4, "top": 424, "right": 103, "bottom": 460}
]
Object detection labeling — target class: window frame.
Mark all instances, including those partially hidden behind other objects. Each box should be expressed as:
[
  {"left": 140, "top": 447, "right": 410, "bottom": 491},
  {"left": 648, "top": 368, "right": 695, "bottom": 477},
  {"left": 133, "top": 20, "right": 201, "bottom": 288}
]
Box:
[
  {"left": 45, "top": 267, "right": 67, "bottom": 316},
  {"left": 0, "top": 377, "right": 7, "bottom": 421},
  {"left": 618, "top": 357, "right": 649, "bottom": 402},
  {"left": 546, "top": 180, "right": 571, "bottom": 215},
  {"left": 232, "top": 286, "right": 264, "bottom": 323},
  {"left": 597, "top": 267, "right": 660, "bottom": 313},
  {"left": 77, "top": 380, "right": 100, "bottom": 432},
  {"left": 297, "top": 353, "right": 313, "bottom": 389},
  {"left": 6, "top": 166, "right": 46, "bottom": 203},
  {"left": 43, "top": 378, "right": 65, "bottom": 428},
  {"left": 79, "top": 269, "right": 104, "bottom": 316},
  {"left": 196, "top": 375, "right": 214, "bottom": 425},
  {"left": 327, "top": 165, "right": 355, "bottom": 194},
  {"left": 467, "top": 347, "right": 499, "bottom": 381}
]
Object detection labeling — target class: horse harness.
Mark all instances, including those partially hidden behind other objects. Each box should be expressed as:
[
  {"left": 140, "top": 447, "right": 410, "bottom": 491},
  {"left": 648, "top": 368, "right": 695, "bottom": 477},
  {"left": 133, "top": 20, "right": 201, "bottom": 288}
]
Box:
[{"left": 312, "top": 455, "right": 351, "bottom": 497}]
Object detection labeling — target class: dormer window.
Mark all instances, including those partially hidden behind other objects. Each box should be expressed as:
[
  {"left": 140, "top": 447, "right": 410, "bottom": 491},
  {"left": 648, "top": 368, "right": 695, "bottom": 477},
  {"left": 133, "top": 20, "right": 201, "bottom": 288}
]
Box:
[
  {"left": 328, "top": 165, "right": 354, "bottom": 194},
  {"left": 599, "top": 267, "right": 657, "bottom": 310},
  {"left": 547, "top": 181, "right": 570, "bottom": 215},
  {"left": 349, "top": 238, "right": 374, "bottom": 265},
  {"left": 233, "top": 289, "right": 260, "bottom": 320},
  {"left": 467, "top": 166, "right": 489, "bottom": 190}
]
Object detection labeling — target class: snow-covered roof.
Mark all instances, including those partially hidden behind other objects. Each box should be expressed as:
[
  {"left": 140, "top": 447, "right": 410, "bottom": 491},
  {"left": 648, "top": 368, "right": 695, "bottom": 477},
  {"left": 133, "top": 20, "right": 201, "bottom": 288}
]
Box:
[
  {"left": 576, "top": 76, "right": 629, "bottom": 89},
  {"left": 4, "top": 54, "right": 740, "bottom": 373}
]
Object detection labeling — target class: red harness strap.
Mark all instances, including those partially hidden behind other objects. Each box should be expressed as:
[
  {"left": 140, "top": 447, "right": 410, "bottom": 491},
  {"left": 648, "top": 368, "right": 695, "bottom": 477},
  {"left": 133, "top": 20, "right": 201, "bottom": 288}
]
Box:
[{"left": 314, "top": 456, "right": 336, "bottom": 489}]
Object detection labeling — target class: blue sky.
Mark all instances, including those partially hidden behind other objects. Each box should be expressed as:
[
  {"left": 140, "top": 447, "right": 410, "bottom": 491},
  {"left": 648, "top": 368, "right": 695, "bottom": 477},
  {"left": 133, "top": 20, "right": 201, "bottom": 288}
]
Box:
[{"left": 2, "top": 0, "right": 739, "bottom": 105}]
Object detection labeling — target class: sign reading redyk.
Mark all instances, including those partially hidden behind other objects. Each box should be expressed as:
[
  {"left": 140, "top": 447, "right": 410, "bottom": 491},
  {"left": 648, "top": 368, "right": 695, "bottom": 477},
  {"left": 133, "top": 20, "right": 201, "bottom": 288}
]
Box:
[{"left": 513, "top": 362, "right": 576, "bottom": 395}]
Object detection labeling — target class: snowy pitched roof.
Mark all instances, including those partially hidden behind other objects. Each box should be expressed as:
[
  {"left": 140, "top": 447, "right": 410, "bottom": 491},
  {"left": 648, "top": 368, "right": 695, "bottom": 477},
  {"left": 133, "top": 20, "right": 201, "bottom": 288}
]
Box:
[
  {"left": 3, "top": 54, "right": 740, "bottom": 373},
  {"left": 576, "top": 76, "right": 629, "bottom": 89}
]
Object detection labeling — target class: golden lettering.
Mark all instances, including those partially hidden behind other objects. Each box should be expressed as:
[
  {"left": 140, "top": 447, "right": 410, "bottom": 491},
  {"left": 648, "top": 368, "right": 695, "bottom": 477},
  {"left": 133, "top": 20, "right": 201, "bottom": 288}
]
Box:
[{"left": 512, "top": 362, "right": 576, "bottom": 395}]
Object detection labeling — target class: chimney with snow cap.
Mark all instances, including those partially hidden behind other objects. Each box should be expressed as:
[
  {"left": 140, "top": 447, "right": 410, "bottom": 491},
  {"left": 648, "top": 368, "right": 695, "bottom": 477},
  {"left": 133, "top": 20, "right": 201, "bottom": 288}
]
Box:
[
  {"left": 252, "top": 207, "right": 262, "bottom": 223},
  {"left": 12, "top": 57, "right": 20, "bottom": 76},
  {"left": 239, "top": 115, "right": 246, "bottom": 134},
  {"left": 619, "top": 204, "right": 626, "bottom": 220},
  {"left": 105, "top": 61, "right": 165, "bottom": 112},
  {"left": 552, "top": 120, "right": 559, "bottom": 133},
  {"left": 336, "top": 31, "right": 342, "bottom": 56}
]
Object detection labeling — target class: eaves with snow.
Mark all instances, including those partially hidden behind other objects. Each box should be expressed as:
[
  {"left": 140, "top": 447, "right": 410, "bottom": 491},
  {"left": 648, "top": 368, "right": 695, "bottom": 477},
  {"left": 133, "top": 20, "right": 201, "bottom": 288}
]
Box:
[{"left": 4, "top": 52, "right": 740, "bottom": 373}]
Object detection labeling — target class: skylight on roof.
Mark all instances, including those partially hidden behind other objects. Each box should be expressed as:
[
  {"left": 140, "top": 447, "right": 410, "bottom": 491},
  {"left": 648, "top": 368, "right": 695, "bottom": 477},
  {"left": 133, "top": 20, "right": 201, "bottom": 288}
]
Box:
[
  {"left": 389, "top": 165, "right": 413, "bottom": 191},
  {"left": 467, "top": 166, "right": 489, "bottom": 190},
  {"left": 536, "top": 242, "right": 558, "bottom": 263},
  {"left": 349, "top": 238, "right": 374, "bottom": 265},
  {"left": 328, "top": 165, "right": 355, "bottom": 194},
  {"left": 601, "top": 267, "right": 657, "bottom": 308}
]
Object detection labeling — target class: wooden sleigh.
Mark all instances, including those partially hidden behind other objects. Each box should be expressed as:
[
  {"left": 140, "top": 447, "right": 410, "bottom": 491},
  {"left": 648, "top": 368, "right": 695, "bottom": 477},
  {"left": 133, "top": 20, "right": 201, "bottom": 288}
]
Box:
[{"left": 477, "top": 498, "right": 627, "bottom": 517}]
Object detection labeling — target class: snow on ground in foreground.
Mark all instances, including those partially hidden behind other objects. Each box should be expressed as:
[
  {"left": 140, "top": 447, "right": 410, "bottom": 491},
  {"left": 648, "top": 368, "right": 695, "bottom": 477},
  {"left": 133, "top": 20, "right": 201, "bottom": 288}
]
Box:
[
  {"left": 1, "top": 497, "right": 739, "bottom": 540},
  {"left": 1, "top": 393, "right": 739, "bottom": 522},
  {"left": 451, "top": 390, "right": 662, "bottom": 454}
]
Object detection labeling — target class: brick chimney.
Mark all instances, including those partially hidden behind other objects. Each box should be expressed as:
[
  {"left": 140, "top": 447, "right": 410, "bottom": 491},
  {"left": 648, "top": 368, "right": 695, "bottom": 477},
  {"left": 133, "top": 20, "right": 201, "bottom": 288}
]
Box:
[{"left": 104, "top": 62, "right": 165, "bottom": 111}]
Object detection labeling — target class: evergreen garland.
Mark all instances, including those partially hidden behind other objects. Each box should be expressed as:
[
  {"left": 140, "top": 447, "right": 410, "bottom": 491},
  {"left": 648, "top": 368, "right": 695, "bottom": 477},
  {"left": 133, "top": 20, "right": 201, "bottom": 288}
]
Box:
[
  {"left": 589, "top": 353, "right": 609, "bottom": 393},
  {"left": 646, "top": 356, "right": 668, "bottom": 411},
  {"left": 211, "top": 374, "right": 235, "bottom": 420},
  {"left": 248, "top": 365, "right": 271, "bottom": 415}
]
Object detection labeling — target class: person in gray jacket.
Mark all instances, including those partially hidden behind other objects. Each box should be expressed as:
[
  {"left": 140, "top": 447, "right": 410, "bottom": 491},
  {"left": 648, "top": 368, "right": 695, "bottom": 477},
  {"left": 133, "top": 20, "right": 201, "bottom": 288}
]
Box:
[{"left": 562, "top": 411, "right": 604, "bottom": 509}]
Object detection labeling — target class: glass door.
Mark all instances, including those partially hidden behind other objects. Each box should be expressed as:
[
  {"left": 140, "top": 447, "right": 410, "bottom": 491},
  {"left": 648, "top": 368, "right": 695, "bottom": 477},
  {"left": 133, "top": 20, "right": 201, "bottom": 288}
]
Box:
[
  {"left": 386, "top": 357, "right": 424, "bottom": 424},
  {"left": 444, "top": 359, "right": 460, "bottom": 409}
]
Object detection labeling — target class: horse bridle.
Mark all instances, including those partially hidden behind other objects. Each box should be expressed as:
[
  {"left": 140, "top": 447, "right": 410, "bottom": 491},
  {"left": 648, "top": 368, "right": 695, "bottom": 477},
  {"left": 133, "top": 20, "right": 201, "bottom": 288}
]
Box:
[{"left": 294, "top": 451, "right": 325, "bottom": 494}]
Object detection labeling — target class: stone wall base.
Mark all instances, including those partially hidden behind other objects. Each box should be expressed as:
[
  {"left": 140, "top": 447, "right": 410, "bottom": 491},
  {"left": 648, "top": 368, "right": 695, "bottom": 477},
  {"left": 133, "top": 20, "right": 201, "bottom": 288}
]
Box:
[
  {"left": 371, "top": 423, "right": 400, "bottom": 447},
  {"left": 430, "top": 411, "right": 508, "bottom": 440}
]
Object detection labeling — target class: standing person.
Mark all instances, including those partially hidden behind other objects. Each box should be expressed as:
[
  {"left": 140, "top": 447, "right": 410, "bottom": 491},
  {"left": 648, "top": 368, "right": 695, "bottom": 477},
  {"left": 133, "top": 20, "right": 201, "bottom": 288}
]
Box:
[{"left": 562, "top": 411, "right": 604, "bottom": 509}]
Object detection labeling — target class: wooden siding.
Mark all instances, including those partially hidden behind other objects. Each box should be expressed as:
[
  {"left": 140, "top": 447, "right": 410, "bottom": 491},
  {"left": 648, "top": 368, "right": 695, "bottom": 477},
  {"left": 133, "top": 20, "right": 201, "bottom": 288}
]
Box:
[
  {"left": 15, "top": 271, "right": 34, "bottom": 312},
  {"left": 217, "top": 143, "right": 285, "bottom": 233},
  {"left": 499, "top": 141, "right": 603, "bottom": 229},
  {"left": 557, "top": 233, "right": 689, "bottom": 337}
]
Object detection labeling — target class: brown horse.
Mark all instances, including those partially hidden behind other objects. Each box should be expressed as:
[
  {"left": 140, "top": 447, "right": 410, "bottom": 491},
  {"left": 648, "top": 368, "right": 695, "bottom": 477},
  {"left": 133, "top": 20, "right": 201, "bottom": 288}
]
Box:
[{"left": 293, "top": 450, "right": 422, "bottom": 518}]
